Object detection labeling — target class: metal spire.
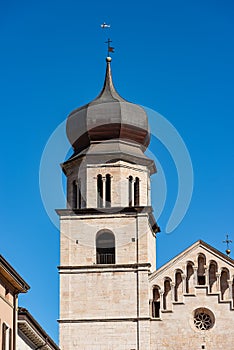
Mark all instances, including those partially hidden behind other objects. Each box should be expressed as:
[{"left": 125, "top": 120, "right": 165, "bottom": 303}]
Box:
[{"left": 223, "top": 234, "right": 232, "bottom": 257}]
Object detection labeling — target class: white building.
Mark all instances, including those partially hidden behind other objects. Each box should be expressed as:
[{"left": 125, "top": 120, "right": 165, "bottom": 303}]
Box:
[{"left": 17, "top": 308, "right": 60, "bottom": 350}]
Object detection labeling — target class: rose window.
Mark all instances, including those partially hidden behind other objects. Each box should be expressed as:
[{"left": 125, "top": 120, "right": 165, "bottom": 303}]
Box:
[{"left": 193, "top": 308, "right": 214, "bottom": 331}]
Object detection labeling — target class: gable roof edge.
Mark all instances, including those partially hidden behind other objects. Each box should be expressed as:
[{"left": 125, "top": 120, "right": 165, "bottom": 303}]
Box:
[{"left": 150, "top": 239, "right": 234, "bottom": 281}]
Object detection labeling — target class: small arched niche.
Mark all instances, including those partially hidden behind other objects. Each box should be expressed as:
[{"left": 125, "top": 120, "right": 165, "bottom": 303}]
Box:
[
  {"left": 208, "top": 260, "right": 218, "bottom": 293},
  {"left": 152, "top": 285, "right": 161, "bottom": 318},
  {"left": 197, "top": 254, "right": 206, "bottom": 285},
  {"left": 174, "top": 270, "right": 183, "bottom": 302},
  {"left": 220, "top": 268, "right": 230, "bottom": 300},
  {"left": 186, "top": 262, "right": 194, "bottom": 293},
  {"left": 163, "top": 278, "right": 172, "bottom": 310},
  {"left": 96, "top": 230, "right": 115, "bottom": 264}
]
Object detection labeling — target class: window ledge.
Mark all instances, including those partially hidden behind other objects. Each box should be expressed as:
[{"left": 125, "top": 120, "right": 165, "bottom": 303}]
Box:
[
  {"left": 195, "top": 285, "right": 208, "bottom": 289},
  {"left": 161, "top": 309, "right": 173, "bottom": 313},
  {"left": 219, "top": 299, "right": 232, "bottom": 303},
  {"left": 151, "top": 317, "right": 162, "bottom": 321},
  {"left": 173, "top": 301, "right": 184, "bottom": 305}
]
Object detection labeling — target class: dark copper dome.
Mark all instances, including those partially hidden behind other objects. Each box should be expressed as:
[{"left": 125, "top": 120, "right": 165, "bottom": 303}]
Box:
[{"left": 66, "top": 57, "right": 150, "bottom": 154}]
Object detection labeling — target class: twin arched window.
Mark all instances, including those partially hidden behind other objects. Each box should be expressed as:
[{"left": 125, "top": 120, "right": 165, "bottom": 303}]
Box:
[
  {"left": 96, "top": 174, "right": 140, "bottom": 207},
  {"left": 97, "top": 174, "right": 111, "bottom": 208},
  {"left": 96, "top": 230, "right": 115, "bottom": 264}
]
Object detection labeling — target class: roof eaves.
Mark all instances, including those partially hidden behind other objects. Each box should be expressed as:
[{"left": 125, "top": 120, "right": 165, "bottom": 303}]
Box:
[
  {"left": 0, "top": 255, "right": 30, "bottom": 293},
  {"left": 18, "top": 308, "right": 60, "bottom": 350}
]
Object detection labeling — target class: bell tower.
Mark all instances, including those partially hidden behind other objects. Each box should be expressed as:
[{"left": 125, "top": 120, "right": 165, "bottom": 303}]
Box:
[{"left": 57, "top": 57, "right": 160, "bottom": 350}]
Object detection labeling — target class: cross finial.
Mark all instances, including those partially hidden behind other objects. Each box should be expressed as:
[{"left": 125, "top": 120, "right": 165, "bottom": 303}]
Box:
[
  {"left": 223, "top": 234, "right": 232, "bottom": 257},
  {"left": 105, "top": 38, "right": 115, "bottom": 57}
]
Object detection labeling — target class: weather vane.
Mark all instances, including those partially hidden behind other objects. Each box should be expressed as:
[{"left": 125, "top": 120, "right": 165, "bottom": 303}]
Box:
[
  {"left": 101, "top": 23, "right": 115, "bottom": 57},
  {"left": 223, "top": 234, "right": 232, "bottom": 257}
]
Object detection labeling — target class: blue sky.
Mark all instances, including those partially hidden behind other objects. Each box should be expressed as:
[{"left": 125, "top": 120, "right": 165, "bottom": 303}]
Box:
[{"left": 1, "top": 0, "right": 234, "bottom": 343}]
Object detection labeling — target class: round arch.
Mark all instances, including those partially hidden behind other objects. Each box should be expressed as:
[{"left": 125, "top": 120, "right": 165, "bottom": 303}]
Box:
[{"left": 96, "top": 230, "right": 115, "bottom": 264}]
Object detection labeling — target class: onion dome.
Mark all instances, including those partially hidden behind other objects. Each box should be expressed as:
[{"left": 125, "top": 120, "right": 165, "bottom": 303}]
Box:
[{"left": 66, "top": 57, "right": 150, "bottom": 154}]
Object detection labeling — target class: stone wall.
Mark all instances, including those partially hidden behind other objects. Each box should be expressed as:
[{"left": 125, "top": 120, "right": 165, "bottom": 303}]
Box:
[
  {"left": 150, "top": 288, "right": 234, "bottom": 350},
  {"left": 60, "top": 213, "right": 156, "bottom": 268}
]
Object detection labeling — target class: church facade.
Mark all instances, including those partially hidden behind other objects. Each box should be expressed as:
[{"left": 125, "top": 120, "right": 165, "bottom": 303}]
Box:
[{"left": 57, "top": 57, "right": 234, "bottom": 350}]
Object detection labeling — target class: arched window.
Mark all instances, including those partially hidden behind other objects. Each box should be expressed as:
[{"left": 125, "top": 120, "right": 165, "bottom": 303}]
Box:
[
  {"left": 96, "top": 231, "right": 115, "bottom": 264},
  {"left": 128, "top": 176, "right": 133, "bottom": 206},
  {"left": 209, "top": 261, "right": 218, "bottom": 293},
  {"left": 220, "top": 268, "right": 230, "bottom": 300},
  {"left": 72, "top": 180, "right": 77, "bottom": 208},
  {"left": 152, "top": 286, "right": 160, "bottom": 318},
  {"left": 175, "top": 271, "right": 183, "bottom": 302},
  {"left": 106, "top": 174, "right": 111, "bottom": 208},
  {"left": 134, "top": 177, "right": 140, "bottom": 206},
  {"left": 97, "top": 174, "right": 103, "bottom": 208},
  {"left": 163, "top": 279, "right": 172, "bottom": 310},
  {"left": 197, "top": 254, "right": 206, "bottom": 285},
  {"left": 186, "top": 262, "right": 194, "bottom": 293}
]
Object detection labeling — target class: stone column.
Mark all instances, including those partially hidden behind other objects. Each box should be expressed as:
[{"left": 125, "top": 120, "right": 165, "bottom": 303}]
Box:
[
  {"left": 159, "top": 290, "right": 164, "bottom": 312},
  {"left": 194, "top": 266, "right": 198, "bottom": 286},
  {"left": 102, "top": 177, "right": 106, "bottom": 208},
  {"left": 228, "top": 280, "right": 232, "bottom": 300},
  {"left": 131, "top": 179, "right": 134, "bottom": 205},
  {"left": 149, "top": 299, "right": 153, "bottom": 317},
  {"left": 216, "top": 273, "right": 221, "bottom": 292},
  {"left": 204, "top": 265, "right": 208, "bottom": 285},
  {"left": 182, "top": 273, "right": 186, "bottom": 294},
  {"left": 171, "top": 282, "right": 175, "bottom": 303}
]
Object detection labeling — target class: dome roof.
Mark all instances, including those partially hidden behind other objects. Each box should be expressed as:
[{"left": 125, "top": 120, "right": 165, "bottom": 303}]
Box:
[{"left": 66, "top": 57, "right": 150, "bottom": 154}]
